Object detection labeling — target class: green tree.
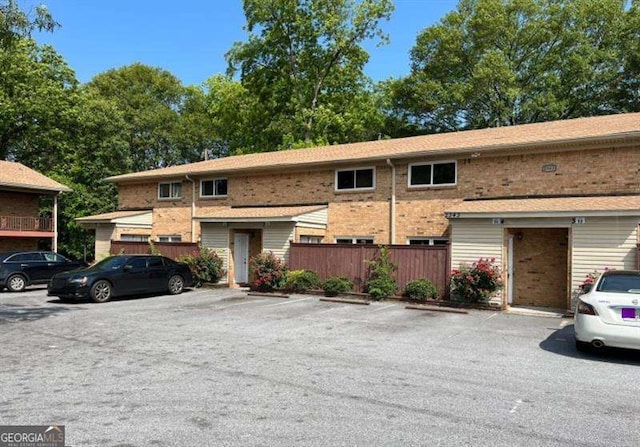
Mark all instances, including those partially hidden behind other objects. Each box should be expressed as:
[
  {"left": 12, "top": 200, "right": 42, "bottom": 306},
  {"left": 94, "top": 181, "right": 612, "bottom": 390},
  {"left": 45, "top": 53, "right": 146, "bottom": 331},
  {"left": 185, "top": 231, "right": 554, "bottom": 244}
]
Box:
[
  {"left": 387, "top": 0, "right": 637, "bottom": 134},
  {"left": 226, "top": 0, "right": 392, "bottom": 151},
  {"left": 0, "top": 38, "right": 78, "bottom": 165},
  {"left": 0, "top": 0, "right": 58, "bottom": 49},
  {"left": 85, "top": 63, "right": 205, "bottom": 172}
]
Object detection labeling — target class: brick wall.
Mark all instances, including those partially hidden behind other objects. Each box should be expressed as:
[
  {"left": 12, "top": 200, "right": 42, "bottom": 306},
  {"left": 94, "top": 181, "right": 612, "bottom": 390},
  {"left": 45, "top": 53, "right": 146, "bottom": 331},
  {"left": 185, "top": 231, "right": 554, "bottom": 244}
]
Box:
[
  {"left": 115, "top": 145, "right": 640, "bottom": 244},
  {"left": 0, "top": 237, "right": 39, "bottom": 252},
  {"left": 0, "top": 192, "right": 39, "bottom": 216}
]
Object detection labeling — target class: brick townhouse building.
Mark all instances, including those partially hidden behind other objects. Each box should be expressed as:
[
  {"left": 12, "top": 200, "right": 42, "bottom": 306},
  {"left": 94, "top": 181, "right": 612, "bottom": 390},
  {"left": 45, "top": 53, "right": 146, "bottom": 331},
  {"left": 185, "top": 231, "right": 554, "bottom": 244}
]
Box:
[
  {"left": 0, "top": 160, "right": 71, "bottom": 252},
  {"left": 78, "top": 113, "right": 640, "bottom": 310}
]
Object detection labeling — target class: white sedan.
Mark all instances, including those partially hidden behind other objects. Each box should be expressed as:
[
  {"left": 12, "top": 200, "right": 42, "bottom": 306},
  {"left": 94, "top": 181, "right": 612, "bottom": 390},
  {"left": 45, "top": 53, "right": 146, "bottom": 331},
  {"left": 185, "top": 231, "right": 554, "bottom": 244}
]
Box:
[{"left": 574, "top": 270, "right": 640, "bottom": 352}]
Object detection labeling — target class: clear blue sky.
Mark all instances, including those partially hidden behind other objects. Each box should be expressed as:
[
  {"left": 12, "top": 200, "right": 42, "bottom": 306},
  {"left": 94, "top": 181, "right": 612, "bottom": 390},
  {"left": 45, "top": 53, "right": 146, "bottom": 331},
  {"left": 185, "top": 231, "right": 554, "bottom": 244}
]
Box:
[{"left": 26, "top": 0, "right": 459, "bottom": 86}]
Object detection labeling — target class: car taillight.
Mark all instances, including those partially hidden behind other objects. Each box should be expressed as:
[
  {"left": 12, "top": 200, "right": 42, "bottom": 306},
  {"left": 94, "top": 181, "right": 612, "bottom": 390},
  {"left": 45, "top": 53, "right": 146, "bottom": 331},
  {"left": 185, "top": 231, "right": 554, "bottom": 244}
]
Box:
[{"left": 577, "top": 299, "right": 598, "bottom": 315}]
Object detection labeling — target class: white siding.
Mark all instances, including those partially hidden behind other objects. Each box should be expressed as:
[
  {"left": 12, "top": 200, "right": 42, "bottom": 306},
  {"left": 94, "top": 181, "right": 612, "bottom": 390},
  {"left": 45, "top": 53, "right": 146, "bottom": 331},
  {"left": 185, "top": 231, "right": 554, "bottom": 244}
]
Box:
[
  {"left": 200, "top": 222, "right": 229, "bottom": 282},
  {"left": 451, "top": 220, "right": 504, "bottom": 269},
  {"left": 297, "top": 208, "right": 328, "bottom": 226},
  {"left": 450, "top": 219, "right": 504, "bottom": 306},
  {"left": 95, "top": 224, "right": 116, "bottom": 259},
  {"left": 114, "top": 212, "right": 152, "bottom": 226},
  {"left": 571, "top": 217, "right": 638, "bottom": 296},
  {"left": 263, "top": 222, "right": 295, "bottom": 262}
]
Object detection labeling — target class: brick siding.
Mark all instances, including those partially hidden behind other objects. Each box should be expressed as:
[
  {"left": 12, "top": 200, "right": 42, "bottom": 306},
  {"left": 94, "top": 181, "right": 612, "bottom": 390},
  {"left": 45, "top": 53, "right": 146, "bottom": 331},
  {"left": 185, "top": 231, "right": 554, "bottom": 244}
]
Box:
[{"left": 115, "top": 145, "right": 640, "bottom": 244}]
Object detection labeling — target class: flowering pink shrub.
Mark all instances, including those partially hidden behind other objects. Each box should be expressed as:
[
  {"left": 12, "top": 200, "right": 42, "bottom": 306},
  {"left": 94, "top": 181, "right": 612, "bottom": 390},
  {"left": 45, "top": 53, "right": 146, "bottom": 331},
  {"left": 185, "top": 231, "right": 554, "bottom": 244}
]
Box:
[
  {"left": 580, "top": 267, "right": 610, "bottom": 291},
  {"left": 249, "top": 251, "right": 288, "bottom": 291},
  {"left": 450, "top": 258, "right": 502, "bottom": 303}
]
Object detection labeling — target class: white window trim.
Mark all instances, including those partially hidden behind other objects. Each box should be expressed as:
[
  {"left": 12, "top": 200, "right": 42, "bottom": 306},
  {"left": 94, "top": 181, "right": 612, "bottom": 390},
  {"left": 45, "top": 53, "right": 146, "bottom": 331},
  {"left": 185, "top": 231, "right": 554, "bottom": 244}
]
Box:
[
  {"left": 158, "top": 181, "right": 183, "bottom": 200},
  {"left": 199, "top": 178, "right": 228, "bottom": 199},
  {"left": 334, "top": 236, "right": 375, "bottom": 244},
  {"left": 120, "top": 234, "right": 150, "bottom": 242},
  {"left": 334, "top": 166, "right": 376, "bottom": 192},
  {"left": 157, "top": 235, "right": 182, "bottom": 243},
  {"left": 407, "top": 237, "right": 449, "bottom": 246},
  {"left": 299, "top": 235, "right": 323, "bottom": 244},
  {"left": 408, "top": 160, "right": 457, "bottom": 188}
]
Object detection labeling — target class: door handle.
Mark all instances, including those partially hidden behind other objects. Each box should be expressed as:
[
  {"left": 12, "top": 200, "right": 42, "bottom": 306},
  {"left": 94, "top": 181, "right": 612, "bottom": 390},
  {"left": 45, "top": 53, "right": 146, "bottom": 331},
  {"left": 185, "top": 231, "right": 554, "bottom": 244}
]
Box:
[{"left": 21, "top": 264, "right": 29, "bottom": 267}]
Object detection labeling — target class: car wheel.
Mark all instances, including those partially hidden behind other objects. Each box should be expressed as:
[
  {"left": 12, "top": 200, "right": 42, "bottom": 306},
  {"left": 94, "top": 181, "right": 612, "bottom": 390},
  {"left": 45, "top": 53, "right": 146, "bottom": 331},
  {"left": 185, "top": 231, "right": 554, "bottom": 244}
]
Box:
[
  {"left": 7, "top": 274, "right": 27, "bottom": 292},
  {"left": 90, "top": 280, "right": 112, "bottom": 303},
  {"left": 575, "top": 340, "right": 592, "bottom": 353},
  {"left": 168, "top": 275, "right": 184, "bottom": 295}
]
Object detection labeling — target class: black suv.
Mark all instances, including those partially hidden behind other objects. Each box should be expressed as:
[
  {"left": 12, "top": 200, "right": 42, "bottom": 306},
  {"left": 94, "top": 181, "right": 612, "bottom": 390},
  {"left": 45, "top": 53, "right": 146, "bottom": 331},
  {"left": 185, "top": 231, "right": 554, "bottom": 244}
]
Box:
[{"left": 0, "top": 251, "right": 85, "bottom": 292}]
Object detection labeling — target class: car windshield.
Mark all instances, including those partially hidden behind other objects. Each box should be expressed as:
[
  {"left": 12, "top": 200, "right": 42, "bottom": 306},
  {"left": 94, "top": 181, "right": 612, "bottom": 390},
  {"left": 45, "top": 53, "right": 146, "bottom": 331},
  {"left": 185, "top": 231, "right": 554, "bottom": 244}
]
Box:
[
  {"left": 90, "top": 256, "right": 128, "bottom": 271},
  {"left": 596, "top": 274, "right": 640, "bottom": 293}
]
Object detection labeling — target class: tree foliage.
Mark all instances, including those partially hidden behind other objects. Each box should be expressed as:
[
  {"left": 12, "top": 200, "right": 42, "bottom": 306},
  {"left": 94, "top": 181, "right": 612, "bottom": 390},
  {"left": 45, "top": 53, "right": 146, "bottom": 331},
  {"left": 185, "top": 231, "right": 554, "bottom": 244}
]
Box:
[
  {"left": 225, "top": 0, "right": 392, "bottom": 151},
  {"left": 386, "top": 0, "right": 640, "bottom": 133},
  {"left": 85, "top": 63, "right": 208, "bottom": 172},
  {"left": 0, "top": 0, "right": 58, "bottom": 49}
]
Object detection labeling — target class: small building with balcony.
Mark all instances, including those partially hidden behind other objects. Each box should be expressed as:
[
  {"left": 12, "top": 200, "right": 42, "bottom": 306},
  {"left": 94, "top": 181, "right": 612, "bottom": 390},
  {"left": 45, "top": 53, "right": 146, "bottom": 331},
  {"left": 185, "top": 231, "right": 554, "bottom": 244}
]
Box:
[{"left": 0, "top": 160, "right": 71, "bottom": 253}]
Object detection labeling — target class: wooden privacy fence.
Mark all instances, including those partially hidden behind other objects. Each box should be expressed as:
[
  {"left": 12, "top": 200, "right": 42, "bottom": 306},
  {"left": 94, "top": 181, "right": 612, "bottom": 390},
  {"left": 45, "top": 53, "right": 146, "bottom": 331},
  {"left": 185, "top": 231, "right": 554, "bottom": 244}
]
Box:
[
  {"left": 110, "top": 241, "right": 199, "bottom": 259},
  {"left": 289, "top": 243, "right": 450, "bottom": 298}
]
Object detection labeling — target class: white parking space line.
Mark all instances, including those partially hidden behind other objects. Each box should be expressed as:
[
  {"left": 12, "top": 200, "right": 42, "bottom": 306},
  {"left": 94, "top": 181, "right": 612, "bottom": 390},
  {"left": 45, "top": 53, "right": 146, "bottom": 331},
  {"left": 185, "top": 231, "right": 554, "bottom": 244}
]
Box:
[
  {"left": 260, "top": 297, "right": 315, "bottom": 307},
  {"left": 559, "top": 319, "right": 571, "bottom": 328}
]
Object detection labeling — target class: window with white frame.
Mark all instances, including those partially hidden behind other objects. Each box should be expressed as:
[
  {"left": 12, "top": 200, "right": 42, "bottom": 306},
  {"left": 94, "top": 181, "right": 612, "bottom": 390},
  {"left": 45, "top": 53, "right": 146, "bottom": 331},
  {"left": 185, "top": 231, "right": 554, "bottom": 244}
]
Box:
[
  {"left": 408, "top": 237, "right": 449, "bottom": 246},
  {"left": 335, "top": 237, "right": 374, "bottom": 244},
  {"left": 158, "top": 235, "right": 182, "bottom": 242},
  {"left": 121, "top": 234, "right": 150, "bottom": 242},
  {"left": 158, "top": 181, "right": 183, "bottom": 199},
  {"left": 300, "top": 235, "right": 323, "bottom": 244},
  {"left": 200, "top": 178, "right": 228, "bottom": 198},
  {"left": 408, "top": 161, "right": 456, "bottom": 187},
  {"left": 335, "top": 167, "right": 375, "bottom": 191}
]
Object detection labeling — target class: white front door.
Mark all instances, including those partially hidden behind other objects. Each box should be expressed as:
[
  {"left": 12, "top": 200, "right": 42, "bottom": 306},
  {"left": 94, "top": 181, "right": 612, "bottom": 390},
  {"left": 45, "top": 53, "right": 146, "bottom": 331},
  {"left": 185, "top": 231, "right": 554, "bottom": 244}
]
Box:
[
  {"left": 234, "top": 233, "right": 250, "bottom": 284},
  {"left": 507, "top": 234, "right": 514, "bottom": 305}
]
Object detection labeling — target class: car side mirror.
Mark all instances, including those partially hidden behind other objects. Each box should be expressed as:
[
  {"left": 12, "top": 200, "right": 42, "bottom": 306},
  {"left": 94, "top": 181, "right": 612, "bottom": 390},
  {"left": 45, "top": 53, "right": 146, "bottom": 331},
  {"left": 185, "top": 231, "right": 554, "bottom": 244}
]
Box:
[{"left": 123, "top": 264, "right": 133, "bottom": 272}]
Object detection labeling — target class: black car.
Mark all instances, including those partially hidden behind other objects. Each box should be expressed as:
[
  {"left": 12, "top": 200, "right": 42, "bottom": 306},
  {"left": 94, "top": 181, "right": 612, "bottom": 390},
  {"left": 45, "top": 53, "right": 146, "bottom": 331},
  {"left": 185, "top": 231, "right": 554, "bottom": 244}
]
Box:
[
  {"left": 0, "top": 251, "right": 86, "bottom": 292},
  {"left": 47, "top": 255, "right": 193, "bottom": 303}
]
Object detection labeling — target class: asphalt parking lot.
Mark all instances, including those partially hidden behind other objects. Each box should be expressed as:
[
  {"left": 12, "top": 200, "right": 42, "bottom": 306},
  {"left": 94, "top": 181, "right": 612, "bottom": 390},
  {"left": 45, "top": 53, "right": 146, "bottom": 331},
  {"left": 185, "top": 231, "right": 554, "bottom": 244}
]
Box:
[{"left": 1, "top": 287, "right": 639, "bottom": 447}]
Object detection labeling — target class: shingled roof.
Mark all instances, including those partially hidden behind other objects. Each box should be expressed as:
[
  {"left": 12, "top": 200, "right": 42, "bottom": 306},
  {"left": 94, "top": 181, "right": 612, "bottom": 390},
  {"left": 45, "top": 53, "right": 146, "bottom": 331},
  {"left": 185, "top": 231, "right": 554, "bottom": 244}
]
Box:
[
  {"left": 445, "top": 195, "right": 640, "bottom": 217},
  {"left": 0, "top": 160, "right": 71, "bottom": 193},
  {"left": 106, "top": 112, "right": 640, "bottom": 183}
]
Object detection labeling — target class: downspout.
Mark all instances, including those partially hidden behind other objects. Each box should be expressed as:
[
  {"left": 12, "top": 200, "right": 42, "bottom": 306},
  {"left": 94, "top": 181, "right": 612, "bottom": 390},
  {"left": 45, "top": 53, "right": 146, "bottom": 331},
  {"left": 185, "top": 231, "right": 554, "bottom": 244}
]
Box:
[
  {"left": 185, "top": 175, "right": 196, "bottom": 243},
  {"left": 53, "top": 193, "right": 59, "bottom": 252},
  {"left": 386, "top": 159, "right": 396, "bottom": 245}
]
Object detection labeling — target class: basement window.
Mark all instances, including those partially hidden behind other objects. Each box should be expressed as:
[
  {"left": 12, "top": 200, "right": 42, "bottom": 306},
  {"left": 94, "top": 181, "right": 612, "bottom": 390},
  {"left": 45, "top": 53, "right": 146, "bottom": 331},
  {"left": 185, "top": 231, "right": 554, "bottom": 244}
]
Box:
[
  {"left": 300, "top": 235, "right": 323, "bottom": 244},
  {"left": 335, "top": 237, "right": 374, "bottom": 244},
  {"left": 408, "top": 238, "right": 449, "bottom": 246},
  {"left": 335, "top": 167, "right": 375, "bottom": 191},
  {"left": 409, "top": 161, "right": 456, "bottom": 187},
  {"left": 158, "top": 182, "right": 183, "bottom": 199},
  {"left": 200, "top": 178, "right": 228, "bottom": 198},
  {"left": 120, "top": 234, "right": 150, "bottom": 242},
  {"left": 158, "top": 235, "right": 182, "bottom": 243}
]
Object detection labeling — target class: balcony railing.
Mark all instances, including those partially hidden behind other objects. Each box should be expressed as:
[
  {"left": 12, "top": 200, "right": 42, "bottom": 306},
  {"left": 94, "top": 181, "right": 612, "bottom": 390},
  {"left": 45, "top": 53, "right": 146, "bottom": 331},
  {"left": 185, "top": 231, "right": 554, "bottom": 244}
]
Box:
[{"left": 0, "top": 215, "right": 53, "bottom": 232}]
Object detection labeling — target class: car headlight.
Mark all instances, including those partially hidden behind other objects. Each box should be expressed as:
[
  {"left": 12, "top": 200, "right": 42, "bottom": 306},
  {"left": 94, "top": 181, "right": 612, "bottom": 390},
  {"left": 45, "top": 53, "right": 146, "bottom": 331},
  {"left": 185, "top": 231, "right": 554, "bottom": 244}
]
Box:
[{"left": 68, "top": 276, "right": 88, "bottom": 285}]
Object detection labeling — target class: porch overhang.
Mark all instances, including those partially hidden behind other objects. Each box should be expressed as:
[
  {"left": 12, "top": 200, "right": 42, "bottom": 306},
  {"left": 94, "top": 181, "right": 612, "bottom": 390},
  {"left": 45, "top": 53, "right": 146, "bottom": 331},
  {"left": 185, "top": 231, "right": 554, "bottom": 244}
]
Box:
[
  {"left": 195, "top": 205, "right": 328, "bottom": 228},
  {"left": 444, "top": 195, "right": 640, "bottom": 219},
  {"left": 76, "top": 210, "right": 153, "bottom": 229}
]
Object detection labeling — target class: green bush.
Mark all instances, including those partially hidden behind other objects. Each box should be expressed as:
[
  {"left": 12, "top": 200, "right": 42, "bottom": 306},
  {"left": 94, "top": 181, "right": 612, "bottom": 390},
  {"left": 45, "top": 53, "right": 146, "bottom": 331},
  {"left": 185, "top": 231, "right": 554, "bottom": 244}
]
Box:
[
  {"left": 284, "top": 270, "right": 320, "bottom": 293},
  {"left": 365, "top": 247, "right": 397, "bottom": 300},
  {"left": 322, "top": 276, "right": 353, "bottom": 297},
  {"left": 405, "top": 278, "right": 438, "bottom": 302},
  {"left": 177, "top": 246, "right": 225, "bottom": 287},
  {"left": 250, "top": 251, "right": 288, "bottom": 292},
  {"left": 450, "top": 258, "right": 502, "bottom": 303}
]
